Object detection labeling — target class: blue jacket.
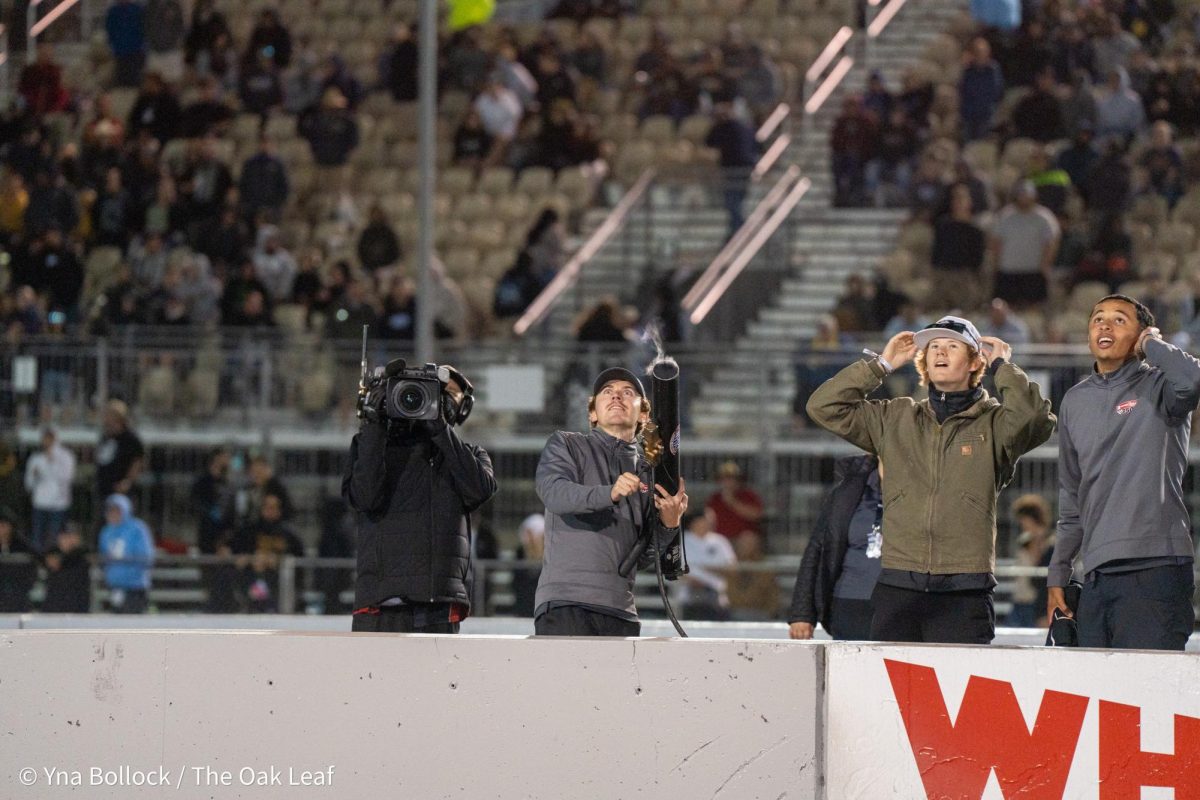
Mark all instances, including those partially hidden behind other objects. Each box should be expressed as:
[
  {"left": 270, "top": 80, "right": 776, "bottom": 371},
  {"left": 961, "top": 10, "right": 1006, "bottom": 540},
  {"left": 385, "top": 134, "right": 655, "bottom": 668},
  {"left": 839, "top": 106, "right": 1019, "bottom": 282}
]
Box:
[
  {"left": 100, "top": 494, "right": 154, "bottom": 590},
  {"left": 106, "top": 2, "right": 146, "bottom": 57}
]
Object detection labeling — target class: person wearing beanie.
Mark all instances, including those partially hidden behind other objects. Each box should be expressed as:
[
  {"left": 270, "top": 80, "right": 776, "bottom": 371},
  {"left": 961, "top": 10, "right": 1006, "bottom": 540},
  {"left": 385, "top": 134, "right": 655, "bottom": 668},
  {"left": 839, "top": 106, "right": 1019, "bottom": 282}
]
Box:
[
  {"left": 807, "top": 316, "right": 1055, "bottom": 643},
  {"left": 533, "top": 367, "right": 689, "bottom": 636}
]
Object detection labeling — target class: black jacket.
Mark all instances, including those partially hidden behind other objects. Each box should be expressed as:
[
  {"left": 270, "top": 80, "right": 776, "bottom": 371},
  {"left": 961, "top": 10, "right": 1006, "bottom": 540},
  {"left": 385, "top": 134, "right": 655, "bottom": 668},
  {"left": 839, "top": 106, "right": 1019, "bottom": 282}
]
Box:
[
  {"left": 787, "top": 455, "right": 877, "bottom": 628},
  {"left": 343, "top": 420, "right": 497, "bottom": 610}
]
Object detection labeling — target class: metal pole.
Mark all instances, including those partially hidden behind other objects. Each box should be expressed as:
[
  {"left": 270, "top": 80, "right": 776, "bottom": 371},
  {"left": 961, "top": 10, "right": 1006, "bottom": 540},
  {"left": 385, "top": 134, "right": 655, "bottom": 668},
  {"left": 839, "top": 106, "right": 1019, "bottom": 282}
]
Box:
[
  {"left": 415, "top": 0, "right": 437, "bottom": 365},
  {"left": 279, "top": 555, "right": 297, "bottom": 614},
  {"left": 25, "top": 0, "right": 37, "bottom": 64}
]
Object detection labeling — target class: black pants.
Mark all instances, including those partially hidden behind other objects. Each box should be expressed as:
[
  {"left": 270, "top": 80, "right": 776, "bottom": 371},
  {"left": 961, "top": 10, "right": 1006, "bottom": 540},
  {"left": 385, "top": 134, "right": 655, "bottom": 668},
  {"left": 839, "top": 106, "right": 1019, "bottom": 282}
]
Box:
[
  {"left": 534, "top": 605, "right": 640, "bottom": 637},
  {"left": 870, "top": 583, "right": 995, "bottom": 644},
  {"left": 1077, "top": 564, "right": 1194, "bottom": 651},
  {"left": 827, "top": 596, "right": 874, "bottom": 640},
  {"left": 110, "top": 589, "right": 148, "bottom": 614},
  {"left": 351, "top": 604, "right": 460, "bottom": 634}
]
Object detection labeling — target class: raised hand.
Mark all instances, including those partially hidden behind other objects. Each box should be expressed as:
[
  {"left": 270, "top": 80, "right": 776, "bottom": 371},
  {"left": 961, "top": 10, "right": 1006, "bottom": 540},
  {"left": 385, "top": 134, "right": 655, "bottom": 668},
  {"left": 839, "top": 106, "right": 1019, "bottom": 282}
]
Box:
[
  {"left": 979, "top": 336, "right": 1011, "bottom": 365},
  {"left": 653, "top": 477, "right": 688, "bottom": 528},
  {"left": 881, "top": 331, "right": 918, "bottom": 370}
]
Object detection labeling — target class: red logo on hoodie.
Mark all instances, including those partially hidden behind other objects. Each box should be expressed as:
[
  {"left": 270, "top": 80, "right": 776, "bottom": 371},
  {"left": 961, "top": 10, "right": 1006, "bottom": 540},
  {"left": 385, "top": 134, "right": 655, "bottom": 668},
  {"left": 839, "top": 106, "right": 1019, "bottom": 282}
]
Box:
[{"left": 1116, "top": 399, "right": 1138, "bottom": 416}]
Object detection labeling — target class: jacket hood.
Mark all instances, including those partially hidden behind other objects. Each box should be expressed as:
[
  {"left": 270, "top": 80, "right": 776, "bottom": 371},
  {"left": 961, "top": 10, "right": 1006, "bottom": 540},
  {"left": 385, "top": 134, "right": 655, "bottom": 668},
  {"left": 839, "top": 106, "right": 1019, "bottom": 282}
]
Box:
[{"left": 106, "top": 493, "right": 132, "bottom": 521}]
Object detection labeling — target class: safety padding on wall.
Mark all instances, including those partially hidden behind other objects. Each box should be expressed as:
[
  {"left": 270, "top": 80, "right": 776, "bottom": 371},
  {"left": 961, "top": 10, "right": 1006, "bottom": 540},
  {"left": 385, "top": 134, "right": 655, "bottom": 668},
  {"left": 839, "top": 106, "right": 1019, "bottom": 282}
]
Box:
[
  {"left": 826, "top": 644, "right": 1200, "bottom": 800},
  {"left": 0, "top": 632, "right": 822, "bottom": 799}
]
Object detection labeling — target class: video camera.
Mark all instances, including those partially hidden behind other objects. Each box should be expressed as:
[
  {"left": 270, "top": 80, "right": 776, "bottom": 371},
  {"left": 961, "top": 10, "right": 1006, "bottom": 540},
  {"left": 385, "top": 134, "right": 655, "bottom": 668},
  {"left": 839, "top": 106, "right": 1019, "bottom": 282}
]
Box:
[{"left": 356, "top": 327, "right": 474, "bottom": 425}]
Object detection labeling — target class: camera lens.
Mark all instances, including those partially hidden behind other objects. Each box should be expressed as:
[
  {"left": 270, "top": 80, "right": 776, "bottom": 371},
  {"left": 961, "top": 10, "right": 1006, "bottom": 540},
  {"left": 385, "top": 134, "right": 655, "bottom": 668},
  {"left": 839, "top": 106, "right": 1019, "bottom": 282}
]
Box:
[{"left": 399, "top": 386, "right": 424, "bottom": 413}]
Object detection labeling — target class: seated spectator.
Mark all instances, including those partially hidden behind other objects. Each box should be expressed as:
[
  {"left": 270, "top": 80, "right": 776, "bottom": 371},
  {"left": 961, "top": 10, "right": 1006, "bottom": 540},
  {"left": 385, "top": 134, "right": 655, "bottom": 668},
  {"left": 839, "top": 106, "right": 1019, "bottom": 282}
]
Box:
[
  {"left": 981, "top": 297, "right": 1030, "bottom": 344},
  {"left": 180, "top": 76, "right": 234, "bottom": 138},
  {"left": 453, "top": 108, "right": 494, "bottom": 170},
  {"left": 252, "top": 226, "right": 297, "bottom": 303},
  {"left": 99, "top": 494, "right": 154, "bottom": 614},
  {"left": 1027, "top": 146, "right": 1071, "bottom": 217},
  {"left": 571, "top": 29, "right": 609, "bottom": 88},
  {"left": 706, "top": 461, "right": 764, "bottom": 541},
  {"left": 1004, "top": 19, "right": 1054, "bottom": 88},
  {"left": 19, "top": 44, "right": 71, "bottom": 117},
  {"left": 537, "top": 99, "right": 602, "bottom": 171},
  {"left": 1011, "top": 68, "right": 1066, "bottom": 142},
  {"left": 1057, "top": 124, "right": 1099, "bottom": 188},
  {"left": 989, "top": 180, "right": 1061, "bottom": 307},
  {"left": 1140, "top": 120, "right": 1185, "bottom": 207},
  {"left": 830, "top": 95, "right": 878, "bottom": 207},
  {"left": 383, "top": 23, "right": 418, "bottom": 103},
  {"left": 221, "top": 259, "right": 272, "bottom": 326},
  {"left": 444, "top": 26, "right": 491, "bottom": 95},
  {"left": 357, "top": 205, "right": 402, "bottom": 273},
  {"left": 898, "top": 69, "right": 934, "bottom": 131},
  {"left": 866, "top": 108, "right": 918, "bottom": 207},
  {"left": 128, "top": 232, "right": 169, "bottom": 289},
  {"left": 908, "top": 156, "right": 946, "bottom": 220},
  {"left": 0, "top": 507, "right": 36, "bottom": 612},
  {"left": 194, "top": 205, "right": 250, "bottom": 269},
  {"left": 127, "top": 71, "right": 180, "bottom": 145},
  {"left": 325, "top": 276, "right": 377, "bottom": 340},
  {"left": 25, "top": 228, "right": 83, "bottom": 316},
  {"left": 833, "top": 273, "right": 877, "bottom": 333},
  {"left": 239, "top": 136, "right": 290, "bottom": 224},
  {"left": 245, "top": 8, "right": 292, "bottom": 69},
  {"left": 376, "top": 276, "right": 417, "bottom": 340},
  {"left": 318, "top": 54, "right": 363, "bottom": 111},
  {"left": 239, "top": 49, "right": 285, "bottom": 118},
  {"left": 525, "top": 207, "right": 566, "bottom": 278},
  {"left": 473, "top": 75, "right": 523, "bottom": 165},
  {"left": 1095, "top": 67, "right": 1146, "bottom": 144},
  {"left": 493, "top": 252, "right": 546, "bottom": 319},
  {"left": 184, "top": 0, "right": 232, "bottom": 76},
  {"left": 232, "top": 493, "right": 303, "bottom": 613},
  {"left": 41, "top": 525, "right": 92, "bottom": 613},
  {"left": 495, "top": 43, "right": 538, "bottom": 111},
  {"left": 676, "top": 510, "right": 737, "bottom": 620},
  {"left": 959, "top": 37, "right": 1004, "bottom": 140},
  {"left": 178, "top": 136, "right": 233, "bottom": 224}
]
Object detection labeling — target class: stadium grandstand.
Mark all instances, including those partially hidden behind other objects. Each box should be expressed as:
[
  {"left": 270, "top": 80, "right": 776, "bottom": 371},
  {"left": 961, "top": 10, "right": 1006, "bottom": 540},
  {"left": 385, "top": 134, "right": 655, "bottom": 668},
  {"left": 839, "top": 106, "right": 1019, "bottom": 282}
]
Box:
[{"left": 0, "top": 0, "right": 1192, "bottom": 630}]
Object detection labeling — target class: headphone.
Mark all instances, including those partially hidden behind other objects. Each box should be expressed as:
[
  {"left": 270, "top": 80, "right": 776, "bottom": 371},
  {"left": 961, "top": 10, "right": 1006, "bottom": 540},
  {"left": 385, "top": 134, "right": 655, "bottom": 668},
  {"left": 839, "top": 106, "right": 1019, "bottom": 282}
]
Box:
[{"left": 438, "top": 365, "right": 474, "bottom": 426}]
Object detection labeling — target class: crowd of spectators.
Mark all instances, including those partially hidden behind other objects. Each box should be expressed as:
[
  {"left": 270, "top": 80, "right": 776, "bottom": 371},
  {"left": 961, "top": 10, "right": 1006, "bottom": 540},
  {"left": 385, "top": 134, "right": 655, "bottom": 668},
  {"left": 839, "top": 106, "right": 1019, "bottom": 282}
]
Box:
[{"left": 829, "top": 0, "right": 1200, "bottom": 347}]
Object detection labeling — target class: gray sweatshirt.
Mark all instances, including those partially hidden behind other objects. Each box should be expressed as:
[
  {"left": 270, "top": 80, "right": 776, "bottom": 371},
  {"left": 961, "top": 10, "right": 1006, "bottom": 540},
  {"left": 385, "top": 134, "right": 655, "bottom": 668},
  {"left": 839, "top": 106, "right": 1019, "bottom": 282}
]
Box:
[
  {"left": 534, "top": 428, "right": 675, "bottom": 618},
  {"left": 1048, "top": 338, "right": 1200, "bottom": 585}
]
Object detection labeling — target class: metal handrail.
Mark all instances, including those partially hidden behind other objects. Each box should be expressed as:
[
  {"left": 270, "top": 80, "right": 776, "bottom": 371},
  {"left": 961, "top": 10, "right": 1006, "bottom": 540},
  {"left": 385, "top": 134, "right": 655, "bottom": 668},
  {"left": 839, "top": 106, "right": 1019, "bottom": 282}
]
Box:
[{"left": 512, "top": 167, "right": 656, "bottom": 336}]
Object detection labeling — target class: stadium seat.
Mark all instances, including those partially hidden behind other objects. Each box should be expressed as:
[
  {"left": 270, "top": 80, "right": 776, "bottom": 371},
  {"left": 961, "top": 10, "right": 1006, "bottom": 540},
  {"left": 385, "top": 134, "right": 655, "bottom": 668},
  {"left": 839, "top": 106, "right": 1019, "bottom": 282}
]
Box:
[
  {"left": 441, "top": 167, "right": 477, "bottom": 197},
  {"left": 1129, "top": 194, "right": 1169, "bottom": 228},
  {"left": 455, "top": 193, "right": 494, "bottom": 223},
  {"left": 442, "top": 247, "right": 481, "bottom": 279},
  {"left": 1068, "top": 281, "right": 1111, "bottom": 315},
  {"left": 640, "top": 115, "right": 677, "bottom": 144},
  {"left": 515, "top": 167, "right": 554, "bottom": 196}
]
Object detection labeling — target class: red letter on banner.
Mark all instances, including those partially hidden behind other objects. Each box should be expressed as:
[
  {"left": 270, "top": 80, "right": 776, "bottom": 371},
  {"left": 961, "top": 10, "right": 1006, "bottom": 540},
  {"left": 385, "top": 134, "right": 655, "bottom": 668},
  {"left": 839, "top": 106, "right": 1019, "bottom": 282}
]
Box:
[
  {"left": 884, "top": 659, "right": 1089, "bottom": 800},
  {"left": 1098, "top": 700, "right": 1200, "bottom": 800}
]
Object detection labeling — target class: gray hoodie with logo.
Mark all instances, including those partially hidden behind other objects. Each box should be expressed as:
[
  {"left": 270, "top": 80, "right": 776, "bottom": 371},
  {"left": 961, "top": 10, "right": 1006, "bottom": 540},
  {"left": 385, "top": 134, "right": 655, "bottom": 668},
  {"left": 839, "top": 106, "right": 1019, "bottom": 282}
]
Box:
[
  {"left": 1048, "top": 338, "right": 1200, "bottom": 585},
  {"left": 534, "top": 428, "right": 677, "bottom": 618}
]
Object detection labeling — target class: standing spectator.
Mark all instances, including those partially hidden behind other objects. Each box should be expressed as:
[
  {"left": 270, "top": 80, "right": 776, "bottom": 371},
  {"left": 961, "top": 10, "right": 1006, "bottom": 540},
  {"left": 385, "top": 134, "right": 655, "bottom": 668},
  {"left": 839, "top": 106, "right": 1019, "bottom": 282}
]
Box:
[
  {"left": 252, "top": 226, "right": 297, "bottom": 303},
  {"left": 93, "top": 167, "right": 135, "bottom": 249},
  {"left": 829, "top": 96, "right": 877, "bottom": 207},
  {"left": 232, "top": 493, "right": 303, "bottom": 613},
  {"left": 1057, "top": 124, "right": 1099, "bottom": 188},
  {"left": 932, "top": 183, "right": 987, "bottom": 297},
  {"left": 1140, "top": 120, "right": 1185, "bottom": 207},
  {"left": 788, "top": 455, "right": 882, "bottom": 640},
  {"left": 1084, "top": 140, "right": 1133, "bottom": 215},
  {"left": 511, "top": 513, "right": 545, "bottom": 617},
  {"left": 238, "top": 50, "right": 285, "bottom": 117},
  {"left": 1011, "top": 68, "right": 1066, "bottom": 142},
  {"left": 384, "top": 23, "right": 418, "bottom": 103},
  {"left": 239, "top": 136, "right": 289, "bottom": 223},
  {"left": 1007, "top": 494, "right": 1052, "bottom": 627},
  {"left": 127, "top": 72, "right": 181, "bottom": 144},
  {"left": 95, "top": 400, "right": 144, "bottom": 501},
  {"left": 706, "top": 102, "right": 758, "bottom": 234},
  {"left": 24, "top": 427, "right": 75, "bottom": 553},
  {"left": 298, "top": 87, "right": 359, "bottom": 188},
  {"left": 29, "top": 228, "right": 83, "bottom": 315},
  {"left": 144, "top": 0, "right": 186, "bottom": 82},
  {"left": 18, "top": 44, "right": 70, "bottom": 118},
  {"left": 959, "top": 37, "right": 1004, "bottom": 141},
  {"left": 0, "top": 508, "right": 36, "bottom": 612},
  {"left": 739, "top": 46, "right": 782, "bottom": 122},
  {"left": 242, "top": 455, "right": 293, "bottom": 525},
  {"left": 356, "top": 205, "right": 402, "bottom": 273},
  {"left": 180, "top": 75, "right": 234, "bottom": 138},
  {"left": 180, "top": 136, "right": 233, "bottom": 224},
  {"left": 1048, "top": 297, "right": 1199, "bottom": 650},
  {"left": 863, "top": 71, "right": 894, "bottom": 122},
  {"left": 705, "top": 461, "right": 764, "bottom": 541},
  {"left": 1094, "top": 67, "right": 1146, "bottom": 144},
  {"left": 99, "top": 494, "right": 154, "bottom": 614},
  {"left": 677, "top": 510, "right": 737, "bottom": 621},
  {"left": 184, "top": 0, "right": 231, "bottom": 71},
  {"left": 866, "top": 108, "right": 918, "bottom": 207},
  {"left": 41, "top": 525, "right": 92, "bottom": 613},
  {"left": 989, "top": 181, "right": 1060, "bottom": 307},
  {"left": 106, "top": 0, "right": 147, "bottom": 87},
  {"left": 245, "top": 8, "right": 292, "bottom": 70},
  {"left": 191, "top": 447, "right": 233, "bottom": 555},
  {"left": 495, "top": 43, "right": 538, "bottom": 111}
]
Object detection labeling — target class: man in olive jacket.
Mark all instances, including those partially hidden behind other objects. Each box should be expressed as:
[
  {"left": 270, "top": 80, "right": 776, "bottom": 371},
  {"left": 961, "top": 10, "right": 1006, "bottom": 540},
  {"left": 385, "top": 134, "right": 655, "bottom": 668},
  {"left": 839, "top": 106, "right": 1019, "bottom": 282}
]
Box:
[{"left": 807, "top": 316, "right": 1055, "bottom": 643}]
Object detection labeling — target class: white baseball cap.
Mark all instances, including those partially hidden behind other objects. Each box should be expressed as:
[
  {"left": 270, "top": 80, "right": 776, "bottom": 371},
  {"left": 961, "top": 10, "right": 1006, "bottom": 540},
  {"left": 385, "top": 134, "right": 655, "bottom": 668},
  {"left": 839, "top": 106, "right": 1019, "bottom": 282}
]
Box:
[{"left": 913, "top": 316, "right": 983, "bottom": 351}]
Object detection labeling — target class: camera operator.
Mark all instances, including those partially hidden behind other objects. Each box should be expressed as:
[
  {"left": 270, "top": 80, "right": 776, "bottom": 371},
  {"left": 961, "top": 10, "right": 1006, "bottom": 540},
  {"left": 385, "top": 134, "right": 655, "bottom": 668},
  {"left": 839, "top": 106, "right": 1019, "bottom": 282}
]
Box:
[
  {"left": 343, "top": 363, "right": 497, "bottom": 633},
  {"left": 534, "top": 368, "right": 688, "bottom": 636}
]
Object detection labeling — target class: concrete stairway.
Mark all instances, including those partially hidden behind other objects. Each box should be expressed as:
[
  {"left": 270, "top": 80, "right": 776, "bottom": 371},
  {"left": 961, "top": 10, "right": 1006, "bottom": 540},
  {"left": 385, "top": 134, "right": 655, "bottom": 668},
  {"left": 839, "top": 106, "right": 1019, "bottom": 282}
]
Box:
[{"left": 690, "top": 0, "right": 968, "bottom": 435}]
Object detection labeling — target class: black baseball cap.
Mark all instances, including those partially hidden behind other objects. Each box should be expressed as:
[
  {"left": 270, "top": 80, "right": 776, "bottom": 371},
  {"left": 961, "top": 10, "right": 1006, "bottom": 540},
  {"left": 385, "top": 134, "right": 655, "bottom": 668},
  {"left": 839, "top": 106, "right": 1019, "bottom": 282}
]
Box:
[{"left": 592, "top": 368, "right": 645, "bottom": 398}]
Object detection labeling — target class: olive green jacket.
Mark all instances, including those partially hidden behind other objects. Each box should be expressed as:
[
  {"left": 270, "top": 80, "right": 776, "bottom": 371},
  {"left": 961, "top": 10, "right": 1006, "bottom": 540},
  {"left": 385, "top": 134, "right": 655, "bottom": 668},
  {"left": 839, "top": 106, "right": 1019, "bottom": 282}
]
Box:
[{"left": 806, "top": 358, "right": 1055, "bottom": 574}]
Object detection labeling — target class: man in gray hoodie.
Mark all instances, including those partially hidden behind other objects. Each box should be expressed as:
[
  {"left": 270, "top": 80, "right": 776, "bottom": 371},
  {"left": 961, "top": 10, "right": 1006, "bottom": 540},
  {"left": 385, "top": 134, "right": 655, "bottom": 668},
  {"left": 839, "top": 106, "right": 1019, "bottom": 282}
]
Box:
[
  {"left": 533, "top": 368, "right": 688, "bottom": 636},
  {"left": 1048, "top": 295, "right": 1200, "bottom": 650}
]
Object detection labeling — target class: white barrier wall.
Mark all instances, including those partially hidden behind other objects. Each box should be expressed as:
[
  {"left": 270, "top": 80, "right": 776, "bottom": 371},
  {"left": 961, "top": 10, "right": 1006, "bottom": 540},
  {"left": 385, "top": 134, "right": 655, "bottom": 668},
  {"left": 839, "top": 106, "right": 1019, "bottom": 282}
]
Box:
[
  {"left": 0, "top": 632, "right": 822, "bottom": 799},
  {"left": 826, "top": 644, "right": 1200, "bottom": 799}
]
